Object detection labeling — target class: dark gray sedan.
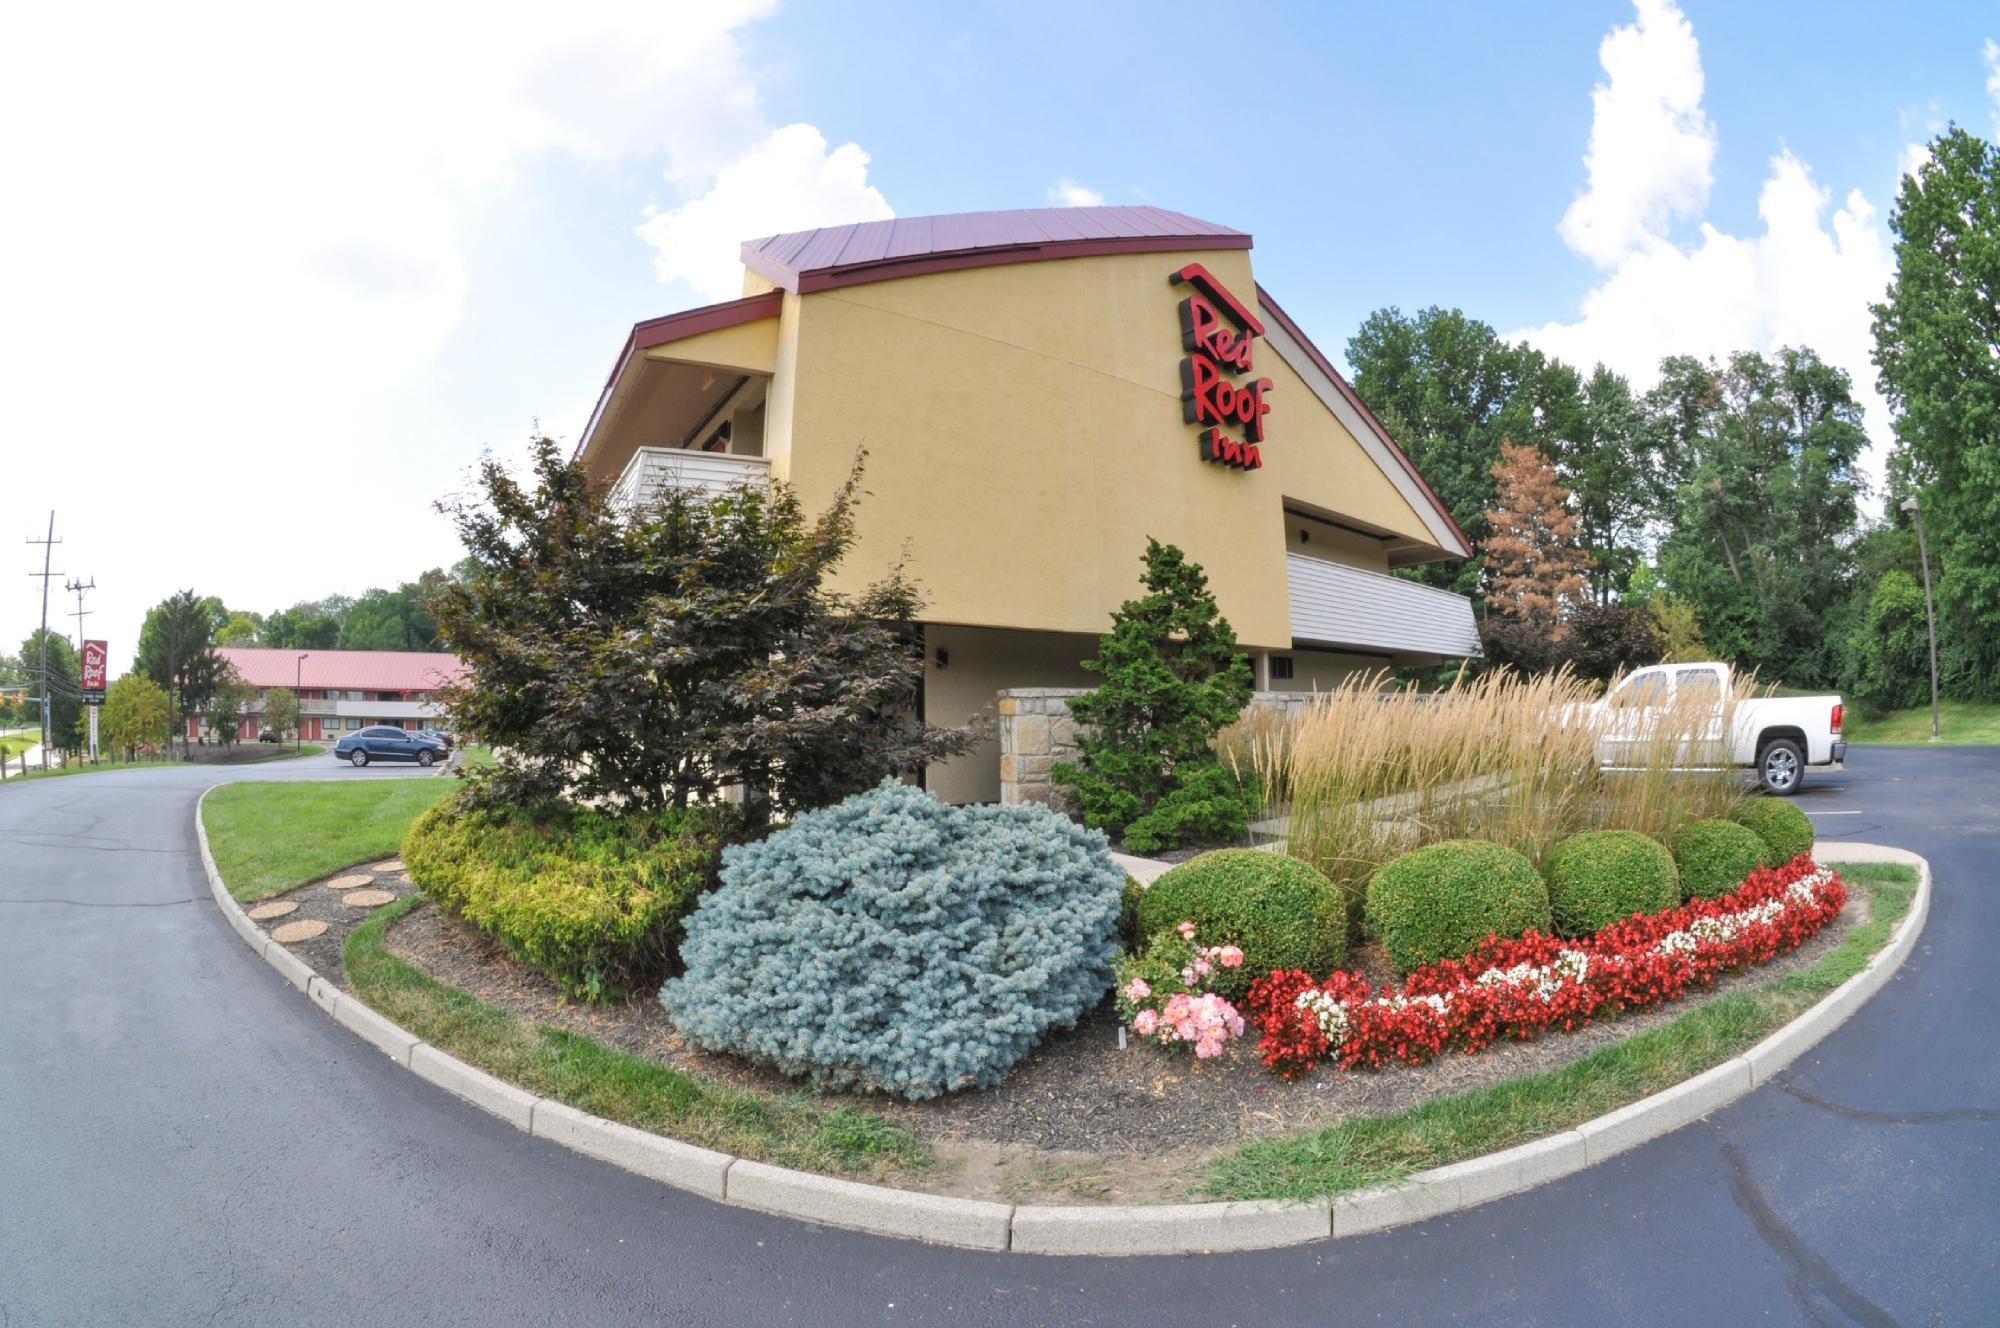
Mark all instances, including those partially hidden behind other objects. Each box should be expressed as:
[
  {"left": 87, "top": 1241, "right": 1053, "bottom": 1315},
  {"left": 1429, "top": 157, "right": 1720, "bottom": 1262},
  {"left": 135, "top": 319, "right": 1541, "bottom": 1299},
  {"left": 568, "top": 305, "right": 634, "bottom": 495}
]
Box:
[{"left": 332, "top": 725, "right": 446, "bottom": 768}]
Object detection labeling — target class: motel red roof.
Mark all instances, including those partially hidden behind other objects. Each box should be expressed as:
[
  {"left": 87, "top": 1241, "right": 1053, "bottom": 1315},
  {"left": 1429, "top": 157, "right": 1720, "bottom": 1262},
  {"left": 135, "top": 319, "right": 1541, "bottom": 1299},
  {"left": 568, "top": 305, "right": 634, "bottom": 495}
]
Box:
[
  {"left": 740, "top": 206, "right": 1251, "bottom": 294},
  {"left": 218, "top": 648, "right": 463, "bottom": 693}
]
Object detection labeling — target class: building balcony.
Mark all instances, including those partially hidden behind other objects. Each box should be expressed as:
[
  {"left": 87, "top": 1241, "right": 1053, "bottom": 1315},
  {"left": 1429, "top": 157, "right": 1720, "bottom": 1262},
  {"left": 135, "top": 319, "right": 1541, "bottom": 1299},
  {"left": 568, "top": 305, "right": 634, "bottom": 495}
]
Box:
[
  {"left": 1286, "top": 552, "right": 1481, "bottom": 662},
  {"left": 611, "top": 447, "right": 770, "bottom": 511}
]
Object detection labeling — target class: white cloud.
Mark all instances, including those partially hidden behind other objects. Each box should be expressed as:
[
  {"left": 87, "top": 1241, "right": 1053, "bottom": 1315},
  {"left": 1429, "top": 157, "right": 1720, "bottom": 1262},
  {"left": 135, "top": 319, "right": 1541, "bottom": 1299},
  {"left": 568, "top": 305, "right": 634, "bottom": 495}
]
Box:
[
  {"left": 637, "top": 124, "right": 893, "bottom": 302},
  {"left": 1048, "top": 178, "right": 1106, "bottom": 207},
  {"left": 0, "top": 1, "right": 792, "bottom": 664},
  {"left": 1987, "top": 39, "right": 2000, "bottom": 131},
  {"left": 1557, "top": 0, "right": 1716, "bottom": 267},
  {"left": 1516, "top": 0, "right": 1896, "bottom": 501}
]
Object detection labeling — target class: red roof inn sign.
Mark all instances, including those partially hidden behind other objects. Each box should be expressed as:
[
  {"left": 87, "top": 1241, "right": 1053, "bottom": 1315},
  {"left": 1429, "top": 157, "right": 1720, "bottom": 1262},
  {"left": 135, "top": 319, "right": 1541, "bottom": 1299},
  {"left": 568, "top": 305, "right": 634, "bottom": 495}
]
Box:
[
  {"left": 81, "top": 639, "right": 108, "bottom": 705},
  {"left": 1173, "top": 263, "right": 1271, "bottom": 470}
]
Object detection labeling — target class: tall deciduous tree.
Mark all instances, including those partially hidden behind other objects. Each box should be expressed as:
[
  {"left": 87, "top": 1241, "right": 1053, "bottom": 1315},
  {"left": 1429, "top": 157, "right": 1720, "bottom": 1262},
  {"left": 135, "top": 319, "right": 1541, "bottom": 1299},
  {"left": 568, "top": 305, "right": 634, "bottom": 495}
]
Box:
[
  {"left": 208, "top": 672, "right": 250, "bottom": 747},
  {"left": 1656, "top": 348, "right": 1867, "bottom": 686},
  {"left": 136, "top": 589, "right": 230, "bottom": 754},
  {"left": 1052, "top": 540, "right": 1254, "bottom": 851},
  {"left": 433, "top": 436, "right": 973, "bottom": 824},
  {"left": 1872, "top": 126, "right": 2000, "bottom": 697},
  {"left": 1482, "top": 441, "right": 1592, "bottom": 637}
]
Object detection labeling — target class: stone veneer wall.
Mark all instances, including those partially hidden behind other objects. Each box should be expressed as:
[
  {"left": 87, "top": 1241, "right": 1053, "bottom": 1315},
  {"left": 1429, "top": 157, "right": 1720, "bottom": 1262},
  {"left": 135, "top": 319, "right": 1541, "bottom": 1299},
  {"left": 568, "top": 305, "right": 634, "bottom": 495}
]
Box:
[{"left": 996, "top": 688, "right": 1315, "bottom": 809}]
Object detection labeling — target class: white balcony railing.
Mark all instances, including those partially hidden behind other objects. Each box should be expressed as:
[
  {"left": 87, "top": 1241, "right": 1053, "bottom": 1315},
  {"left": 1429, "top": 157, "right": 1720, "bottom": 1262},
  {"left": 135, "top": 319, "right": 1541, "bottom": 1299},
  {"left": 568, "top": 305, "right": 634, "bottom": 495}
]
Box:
[{"left": 612, "top": 447, "right": 770, "bottom": 510}]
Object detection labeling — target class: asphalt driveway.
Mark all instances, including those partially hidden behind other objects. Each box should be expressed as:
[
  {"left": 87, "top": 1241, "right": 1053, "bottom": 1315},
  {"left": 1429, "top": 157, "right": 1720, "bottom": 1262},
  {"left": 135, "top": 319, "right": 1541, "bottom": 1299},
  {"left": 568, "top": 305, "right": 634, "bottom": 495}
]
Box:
[{"left": 0, "top": 748, "right": 1992, "bottom": 1326}]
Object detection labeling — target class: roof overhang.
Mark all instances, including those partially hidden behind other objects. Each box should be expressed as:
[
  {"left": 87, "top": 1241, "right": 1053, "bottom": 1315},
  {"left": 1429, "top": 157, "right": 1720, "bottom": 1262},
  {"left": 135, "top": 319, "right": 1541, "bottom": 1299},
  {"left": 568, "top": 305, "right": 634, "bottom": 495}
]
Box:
[
  {"left": 574, "top": 292, "right": 782, "bottom": 471},
  {"left": 1256, "top": 286, "right": 1472, "bottom": 564}
]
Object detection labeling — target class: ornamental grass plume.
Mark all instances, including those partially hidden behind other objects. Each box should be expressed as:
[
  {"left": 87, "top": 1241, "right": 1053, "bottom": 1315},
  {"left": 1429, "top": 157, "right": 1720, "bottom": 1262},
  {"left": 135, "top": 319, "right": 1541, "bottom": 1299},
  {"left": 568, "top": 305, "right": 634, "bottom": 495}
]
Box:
[{"left": 1229, "top": 666, "right": 1751, "bottom": 913}]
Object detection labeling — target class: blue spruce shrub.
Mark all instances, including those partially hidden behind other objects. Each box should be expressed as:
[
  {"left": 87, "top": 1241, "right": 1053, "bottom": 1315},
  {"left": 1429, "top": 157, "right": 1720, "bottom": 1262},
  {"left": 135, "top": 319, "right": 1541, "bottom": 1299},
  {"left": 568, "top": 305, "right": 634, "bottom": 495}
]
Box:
[{"left": 661, "top": 780, "right": 1125, "bottom": 1099}]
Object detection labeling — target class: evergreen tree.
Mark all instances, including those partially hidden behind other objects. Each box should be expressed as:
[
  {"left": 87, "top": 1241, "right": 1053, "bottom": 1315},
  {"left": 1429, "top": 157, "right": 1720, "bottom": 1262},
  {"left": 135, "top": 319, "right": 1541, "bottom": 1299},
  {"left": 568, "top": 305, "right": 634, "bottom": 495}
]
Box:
[
  {"left": 135, "top": 589, "right": 230, "bottom": 755},
  {"left": 1053, "top": 540, "right": 1254, "bottom": 852}
]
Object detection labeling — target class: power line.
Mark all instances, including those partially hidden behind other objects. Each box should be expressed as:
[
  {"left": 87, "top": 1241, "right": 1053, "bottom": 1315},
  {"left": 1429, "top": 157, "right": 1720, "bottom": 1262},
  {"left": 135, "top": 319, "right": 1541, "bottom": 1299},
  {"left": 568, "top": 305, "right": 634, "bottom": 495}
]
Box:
[{"left": 65, "top": 576, "right": 95, "bottom": 648}]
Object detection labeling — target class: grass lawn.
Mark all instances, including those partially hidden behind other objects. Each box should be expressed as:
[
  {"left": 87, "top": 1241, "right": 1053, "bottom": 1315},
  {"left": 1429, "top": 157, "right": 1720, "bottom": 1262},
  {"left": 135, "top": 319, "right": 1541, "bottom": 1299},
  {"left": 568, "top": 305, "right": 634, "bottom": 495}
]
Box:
[
  {"left": 1199, "top": 862, "right": 1917, "bottom": 1201},
  {"left": 348, "top": 897, "right": 929, "bottom": 1180},
  {"left": 1, "top": 743, "right": 326, "bottom": 787},
  {"left": 1843, "top": 700, "right": 2000, "bottom": 746},
  {"left": 204, "top": 772, "right": 930, "bottom": 1181},
  {"left": 203, "top": 776, "right": 451, "bottom": 902},
  {"left": 0, "top": 731, "right": 38, "bottom": 759}
]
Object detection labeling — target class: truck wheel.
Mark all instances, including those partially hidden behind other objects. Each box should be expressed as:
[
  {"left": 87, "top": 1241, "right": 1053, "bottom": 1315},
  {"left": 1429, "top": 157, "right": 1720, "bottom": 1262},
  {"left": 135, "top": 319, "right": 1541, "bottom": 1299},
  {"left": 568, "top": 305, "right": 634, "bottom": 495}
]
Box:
[{"left": 1758, "top": 738, "right": 1804, "bottom": 795}]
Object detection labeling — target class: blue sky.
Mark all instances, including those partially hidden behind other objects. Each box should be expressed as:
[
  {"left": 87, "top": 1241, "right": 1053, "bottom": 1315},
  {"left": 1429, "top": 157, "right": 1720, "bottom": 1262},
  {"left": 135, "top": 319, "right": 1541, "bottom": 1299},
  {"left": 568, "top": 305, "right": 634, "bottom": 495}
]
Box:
[{"left": 5, "top": 0, "right": 1997, "bottom": 664}]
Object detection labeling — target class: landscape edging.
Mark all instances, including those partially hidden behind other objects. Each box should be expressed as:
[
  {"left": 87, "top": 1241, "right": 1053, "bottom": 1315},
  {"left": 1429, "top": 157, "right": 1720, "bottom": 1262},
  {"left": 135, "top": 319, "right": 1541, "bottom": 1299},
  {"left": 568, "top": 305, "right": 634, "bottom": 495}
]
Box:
[{"left": 193, "top": 788, "right": 1930, "bottom": 1258}]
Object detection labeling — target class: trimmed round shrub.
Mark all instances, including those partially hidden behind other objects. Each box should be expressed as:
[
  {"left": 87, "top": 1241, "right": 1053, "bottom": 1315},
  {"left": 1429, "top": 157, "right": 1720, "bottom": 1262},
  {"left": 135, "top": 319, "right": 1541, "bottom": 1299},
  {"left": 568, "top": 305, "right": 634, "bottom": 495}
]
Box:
[
  {"left": 1365, "top": 840, "right": 1552, "bottom": 974},
  {"left": 661, "top": 780, "right": 1123, "bottom": 1100},
  {"left": 403, "top": 797, "right": 731, "bottom": 1002},
  {"left": 1543, "top": 830, "right": 1680, "bottom": 937},
  {"left": 1668, "top": 818, "right": 1769, "bottom": 900},
  {"left": 1132, "top": 849, "right": 1346, "bottom": 996},
  {"left": 1735, "top": 799, "right": 1814, "bottom": 866}
]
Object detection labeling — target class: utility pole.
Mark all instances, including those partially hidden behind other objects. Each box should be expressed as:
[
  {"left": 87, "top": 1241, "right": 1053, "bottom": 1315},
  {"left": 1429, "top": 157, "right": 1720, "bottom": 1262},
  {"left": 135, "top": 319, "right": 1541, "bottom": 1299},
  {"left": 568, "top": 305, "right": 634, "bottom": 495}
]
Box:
[
  {"left": 1901, "top": 495, "right": 1942, "bottom": 742},
  {"left": 66, "top": 576, "right": 95, "bottom": 647},
  {"left": 26, "top": 512, "right": 64, "bottom": 770}
]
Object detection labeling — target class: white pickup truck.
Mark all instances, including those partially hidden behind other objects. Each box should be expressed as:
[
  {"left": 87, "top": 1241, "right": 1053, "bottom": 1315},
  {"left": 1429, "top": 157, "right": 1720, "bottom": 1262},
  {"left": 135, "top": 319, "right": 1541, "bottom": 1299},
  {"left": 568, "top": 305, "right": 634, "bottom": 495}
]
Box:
[{"left": 1589, "top": 662, "right": 1846, "bottom": 795}]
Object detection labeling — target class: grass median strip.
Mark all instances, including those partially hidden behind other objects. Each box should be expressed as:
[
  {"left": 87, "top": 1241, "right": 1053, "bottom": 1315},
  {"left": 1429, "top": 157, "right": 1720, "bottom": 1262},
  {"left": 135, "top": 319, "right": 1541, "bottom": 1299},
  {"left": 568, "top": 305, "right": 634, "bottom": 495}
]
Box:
[
  {"left": 346, "top": 895, "right": 930, "bottom": 1180},
  {"left": 204, "top": 778, "right": 452, "bottom": 902},
  {"left": 1199, "top": 863, "right": 1917, "bottom": 1202}
]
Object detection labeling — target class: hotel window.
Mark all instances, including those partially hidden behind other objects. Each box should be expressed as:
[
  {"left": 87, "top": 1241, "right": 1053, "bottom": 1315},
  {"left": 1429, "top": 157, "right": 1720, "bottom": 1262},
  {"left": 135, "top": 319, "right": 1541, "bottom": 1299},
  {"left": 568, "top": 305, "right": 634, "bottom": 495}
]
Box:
[{"left": 1270, "top": 655, "right": 1295, "bottom": 681}]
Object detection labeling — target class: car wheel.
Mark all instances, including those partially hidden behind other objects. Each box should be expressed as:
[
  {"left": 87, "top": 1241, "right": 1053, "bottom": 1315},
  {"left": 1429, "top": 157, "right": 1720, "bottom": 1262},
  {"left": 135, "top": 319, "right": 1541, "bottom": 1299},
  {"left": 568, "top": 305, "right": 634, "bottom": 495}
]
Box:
[
  {"left": 1758, "top": 738, "right": 1803, "bottom": 795},
  {"left": 417, "top": 749, "right": 434, "bottom": 767},
  {"left": 350, "top": 750, "right": 369, "bottom": 768}
]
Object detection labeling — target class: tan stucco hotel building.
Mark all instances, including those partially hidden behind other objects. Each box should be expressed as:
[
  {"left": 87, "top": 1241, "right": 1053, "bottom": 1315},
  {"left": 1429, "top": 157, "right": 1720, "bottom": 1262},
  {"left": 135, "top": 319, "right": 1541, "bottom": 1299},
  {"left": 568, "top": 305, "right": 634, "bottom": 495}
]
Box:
[{"left": 575, "top": 206, "right": 1479, "bottom": 803}]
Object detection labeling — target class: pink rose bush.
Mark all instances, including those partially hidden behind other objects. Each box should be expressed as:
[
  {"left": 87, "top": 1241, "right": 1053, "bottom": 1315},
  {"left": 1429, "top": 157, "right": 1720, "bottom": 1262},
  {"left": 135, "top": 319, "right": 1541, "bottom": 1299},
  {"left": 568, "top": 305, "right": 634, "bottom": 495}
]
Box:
[{"left": 1114, "top": 920, "right": 1247, "bottom": 1059}]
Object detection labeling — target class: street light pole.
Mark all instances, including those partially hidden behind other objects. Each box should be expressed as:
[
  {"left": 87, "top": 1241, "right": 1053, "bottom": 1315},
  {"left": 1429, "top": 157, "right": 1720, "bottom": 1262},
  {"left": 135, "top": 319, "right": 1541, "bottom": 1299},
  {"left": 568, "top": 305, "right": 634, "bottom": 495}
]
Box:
[
  {"left": 296, "top": 653, "right": 309, "bottom": 753},
  {"left": 1900, "top": 495, "right": 1941, "bottom": 743}
]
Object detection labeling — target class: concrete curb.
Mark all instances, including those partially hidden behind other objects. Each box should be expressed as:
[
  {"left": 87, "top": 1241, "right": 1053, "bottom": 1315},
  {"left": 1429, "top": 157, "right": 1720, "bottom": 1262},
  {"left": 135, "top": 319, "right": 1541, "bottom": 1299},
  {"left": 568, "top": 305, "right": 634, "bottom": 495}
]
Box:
[{"left": 194, "top": 790, "right": 1930, "bottom": 1258}]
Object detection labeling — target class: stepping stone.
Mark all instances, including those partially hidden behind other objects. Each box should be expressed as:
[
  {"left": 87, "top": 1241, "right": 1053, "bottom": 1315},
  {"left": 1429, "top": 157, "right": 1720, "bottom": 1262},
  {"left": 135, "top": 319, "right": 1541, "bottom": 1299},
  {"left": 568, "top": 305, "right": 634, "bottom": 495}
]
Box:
[
  {"left": 326, "top": 873, "right": 374, "bottom": 891},
  {"left": 342, "top": 889, "right": 396, "bottom": 908},
  {"left": 372, "top": 859, "right": 405, "bottom": 874},
  {"left": 247, "top": 901, "right": 298, "bottom": 921},
  {"left": 272, "top": 920, "right": 328, "bottom": 944}
]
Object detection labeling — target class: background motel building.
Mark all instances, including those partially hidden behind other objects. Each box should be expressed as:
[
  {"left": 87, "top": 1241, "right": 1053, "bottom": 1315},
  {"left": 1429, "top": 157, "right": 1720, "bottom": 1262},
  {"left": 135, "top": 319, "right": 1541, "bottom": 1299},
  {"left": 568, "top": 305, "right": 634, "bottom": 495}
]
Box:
[
  {"left": 574, "top": 205, "right": 1480, "bottom": 804},
  {"left": 193, "top": 648, "right": 464, "bottom": 742}
]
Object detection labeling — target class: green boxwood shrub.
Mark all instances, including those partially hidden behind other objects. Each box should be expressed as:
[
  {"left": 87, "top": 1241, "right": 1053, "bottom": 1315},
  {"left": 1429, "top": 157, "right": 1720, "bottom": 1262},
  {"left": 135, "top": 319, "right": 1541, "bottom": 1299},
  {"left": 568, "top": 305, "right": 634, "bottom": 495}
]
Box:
[
  {"left": 1734, "top": 799, "right": 1814, "bottom": 865},
  {"left": 1543, "top": 830, "right": 1680, "bottom": 937},
  {"left": 1132, "top": 849, "right": 1345, "bottom": 996},
  {"left": 661, "top": 780, "right": 1123, "bottom": 1100},
  {"left": 1365, "top": 840, "right": 1552, "bottom": 974},
  {"left": 402, "top": 798, "right": 731, "bottom": 1002},
  {"left": 1667, "top": 818, "right": 1769, "bottom": 900}
]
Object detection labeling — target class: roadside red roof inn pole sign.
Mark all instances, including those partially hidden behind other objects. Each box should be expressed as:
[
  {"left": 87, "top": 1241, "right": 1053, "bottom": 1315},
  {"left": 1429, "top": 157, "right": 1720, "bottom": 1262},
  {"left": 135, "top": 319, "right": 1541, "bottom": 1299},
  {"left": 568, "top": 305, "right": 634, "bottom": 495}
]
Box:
[
  {"left": 80, "top": 639, "right": 108, "bottom": 706},
  {"left": 1173, "top": 263, "right": 1271, "bottom": 470}
]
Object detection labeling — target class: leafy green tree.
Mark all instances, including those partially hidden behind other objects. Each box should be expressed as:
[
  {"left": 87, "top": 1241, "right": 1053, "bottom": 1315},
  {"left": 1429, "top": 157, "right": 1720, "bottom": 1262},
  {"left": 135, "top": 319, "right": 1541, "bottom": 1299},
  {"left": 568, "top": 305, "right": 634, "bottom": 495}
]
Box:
[
  {"left": 1654, "top": 348, "right": 1867, "bottom": 686},
  {"left": 261, "top": 599, "right": 346, "bottom": 649},
  {"left": 101, "top": 675, "right": 172, "bottom": 759},
  {"left": 208, "top": 673, "right": 250, "bottom": 747},
  {"left": 1872, "top": 126, "right": 2000, "bottom": 697},
  {"left": 19, "top": 630, "right": 85, "bottom": 756},
  {"left": 342, "top": 573, "right": 447, "bottom": 650},
  {"left": 1844, "top": 570, "right": 1931, "bottom": 715},
  {"left": 1053, "top": 540, "right": 1254, "bottom": 851},
  {"left": 1650, "top": 595, "right": 1711, "bottom": 663},
  {"left": 1347, "top": 308, "right": 1552, "bottom": 594},
  {"left": 432, "top": 436, "right": 973, "bottom": 824},
  {"left": 1562, "top": 365, "right": 1657, "bottom": 601},
  {"left": 136, "top": 590, "right": 231, "bottom": 754},
  {"left": 261, "top": 686, "right": 299, "bottom": 742},
  {"left": 215, "top": 611, "right": 264, "bottom": 645}
]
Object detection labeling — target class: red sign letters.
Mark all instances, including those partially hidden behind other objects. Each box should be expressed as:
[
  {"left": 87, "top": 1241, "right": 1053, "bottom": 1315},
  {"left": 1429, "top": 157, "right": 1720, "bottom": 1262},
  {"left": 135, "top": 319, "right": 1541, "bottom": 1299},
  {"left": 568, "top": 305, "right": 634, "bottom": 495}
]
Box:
[{"left": 1173, "top": 263, "right": 1271, "bottom": 470}]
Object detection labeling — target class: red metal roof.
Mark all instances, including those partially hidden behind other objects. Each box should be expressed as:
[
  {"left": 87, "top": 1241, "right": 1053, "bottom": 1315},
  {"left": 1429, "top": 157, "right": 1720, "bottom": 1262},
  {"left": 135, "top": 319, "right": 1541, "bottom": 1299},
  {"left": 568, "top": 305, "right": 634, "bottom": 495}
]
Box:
[
  {"left": 219, "top": 648, "right": 463, "bottom": 693},
  {"left": 741, "top": 206, "right": 1250, "bottom": 294}
]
